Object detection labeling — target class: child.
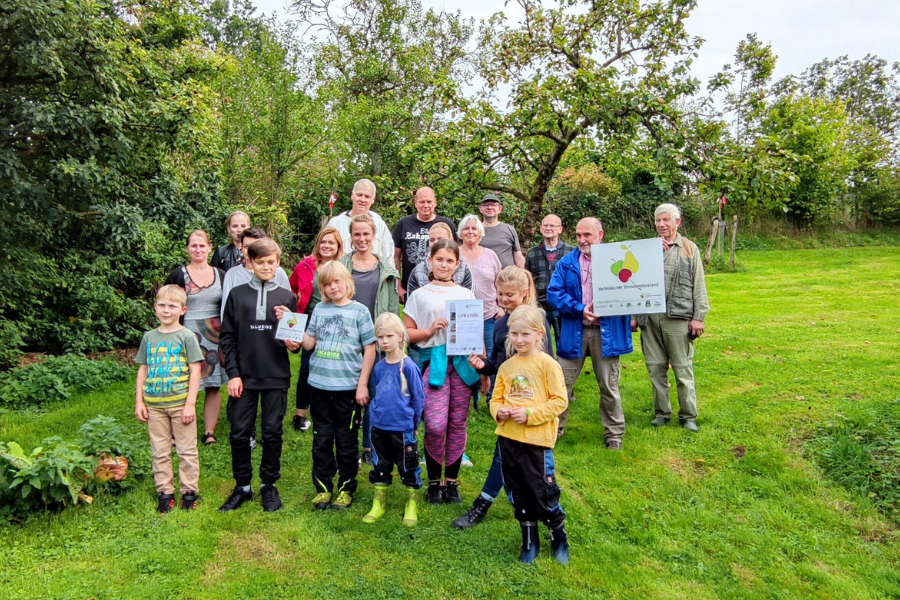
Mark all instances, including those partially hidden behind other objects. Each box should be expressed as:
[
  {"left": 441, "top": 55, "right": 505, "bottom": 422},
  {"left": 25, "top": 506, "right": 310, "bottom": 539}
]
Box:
[
  {"left": 490, "top": 305, "right": 570, "bottom": 565},
  {"left": 134, "top": 285, "right": 204, "bottom": 514},
  {"left": 362, "top": 313, "right": 425, "bottom": 526},
  {"left": 454, "top": 266, "right": 554, "bottom": 530},
  {"left": 211, "top": 210, "right": 250, "bottom": 272},
  {"left": 301, "top": 261, "right": 376, "bottom": 512},
  {"left": 219, "top": 238, "right": 300, "bottom": 513},
  {"left": 403, "top": 239, "right": 479, "bottom": 506}
]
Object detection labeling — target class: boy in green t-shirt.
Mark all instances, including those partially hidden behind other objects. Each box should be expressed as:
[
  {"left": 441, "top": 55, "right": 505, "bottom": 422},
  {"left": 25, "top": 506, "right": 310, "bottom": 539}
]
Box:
[{"left": 135, "top": 285, "right": 205, "bottom": 514}]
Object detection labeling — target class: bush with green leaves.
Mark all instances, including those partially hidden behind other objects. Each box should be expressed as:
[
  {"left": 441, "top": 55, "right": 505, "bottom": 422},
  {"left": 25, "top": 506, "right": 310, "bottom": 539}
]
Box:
[
  {"left": 0, "top": 318, "right": 24, "bottom": 370},
  {"left": 0, "top": 356, "right": 132, "bottom": 408},
  {"left": 77, "top": 415, "right": 149, "bottom": 480}
]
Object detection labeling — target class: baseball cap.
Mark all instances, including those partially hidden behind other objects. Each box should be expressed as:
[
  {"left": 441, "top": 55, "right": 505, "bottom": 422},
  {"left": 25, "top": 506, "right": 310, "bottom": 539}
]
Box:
[{"left": 479, "top": 193, "right": 501, "bottom": 205}]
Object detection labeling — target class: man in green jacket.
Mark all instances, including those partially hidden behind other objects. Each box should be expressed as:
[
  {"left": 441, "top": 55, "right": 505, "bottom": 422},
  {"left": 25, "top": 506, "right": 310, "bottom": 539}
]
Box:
[{"left": 632, "top": 203, "right": 710, "bottom": 432}]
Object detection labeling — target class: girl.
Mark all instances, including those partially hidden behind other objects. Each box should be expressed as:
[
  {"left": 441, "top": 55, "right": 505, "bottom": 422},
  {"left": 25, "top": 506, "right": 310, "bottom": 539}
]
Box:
[
  {"left": 340, "top": 214, "right": 401, "bottom": 466},
  {"left": 301, "top": 261, "right": 376, "bottom": 512},
  {"left": 164, "top": 230, "right": 227, "bottom": 445},
  {"left": 288, "top": 226, "right": 344, "bottom": 432},
  {"left": 454, "top": 266, "right": 554, "bottom": 529},
  {"left": 403, "top": 239, "right": 479, "bottom": 505},
  {"left": 362, "top": 313, "right": 425, "bottom": 526},
  {"left": 211, "top": 210, "right": 250, "bottom": 272},
  {"left": 490, "top": 305, "right": 569, "bottom": 564}
]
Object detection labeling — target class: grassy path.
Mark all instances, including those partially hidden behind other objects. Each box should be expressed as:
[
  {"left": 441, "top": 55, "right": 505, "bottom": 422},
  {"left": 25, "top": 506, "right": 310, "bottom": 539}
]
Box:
[{"left": 2, "top": 247, "right": 900, "bottom": 599}]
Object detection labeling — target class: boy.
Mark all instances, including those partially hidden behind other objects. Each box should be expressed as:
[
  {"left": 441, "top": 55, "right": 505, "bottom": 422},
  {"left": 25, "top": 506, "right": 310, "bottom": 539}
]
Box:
[
  {"left": 219, "top": 238, "right": 299, "bottom": 512},
  {"left": 135, "top": 285, "right": 204, "bottom": 514}
]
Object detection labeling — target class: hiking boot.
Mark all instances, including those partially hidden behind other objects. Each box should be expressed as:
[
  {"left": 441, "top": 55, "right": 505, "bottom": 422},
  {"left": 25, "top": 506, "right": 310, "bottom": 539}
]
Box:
[
  {"left": 331, "top": 490, "right": 354, "bottom": 511},
  {"left": 362, "top": 484, "right": 388, "bottom": 523},
  {"left": 292, "top": 415, "right": 310, "bottom": 432},
  {"left": 157, "top": 493, "right": 176, "bottom": 515},
  {"left": 452, "top": 495, "right": 493, "bottom": 530},
  {"left": 180, "top": 492, "right": 199, "bottom": 511},
  {"left": 361, "top": 450, "right": 374, "bottom": 467},
  {"left": 312, "top": 492, "right": 332, "bottom": 511},
  {"left": 402, "top": 487, "right": 420, "bottom": 526},
  {"left": 606, "top": 439, "right": 622, "bottom": 451},
  {"left": 260, "top": 484, "right": 283, "bottom": 512},
  {"left": 549, "top": 524, "right": 570, "bottom": 565},
  {"left": 519, "top": 521, "right": 540, "bottom": 564},
  {"left": 218, "top": 486, "right": 253, "bottom": 513},
  {"left": 426, "top": 482, "right": 444, "bottom": 505},
  {"left": 682, "top": 418, "right": 699, "bottom": 433},
  {"left": 651, "top": 416, "right": 671, "bottom": 427},
  {"left": 443, "top": 481, "right": 463, "bottom": 504}
]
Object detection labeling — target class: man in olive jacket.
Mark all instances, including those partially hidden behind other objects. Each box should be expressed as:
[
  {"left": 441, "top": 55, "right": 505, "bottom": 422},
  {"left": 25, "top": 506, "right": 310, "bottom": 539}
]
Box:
[{"left": 632, "top": 203, "right": 710, "bottom": 432}]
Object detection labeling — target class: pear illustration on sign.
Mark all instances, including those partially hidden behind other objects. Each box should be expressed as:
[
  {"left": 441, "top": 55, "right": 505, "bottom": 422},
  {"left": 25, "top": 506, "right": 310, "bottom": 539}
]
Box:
[{"left": 610, "top": 245, "right": 640, "bottom": 283}]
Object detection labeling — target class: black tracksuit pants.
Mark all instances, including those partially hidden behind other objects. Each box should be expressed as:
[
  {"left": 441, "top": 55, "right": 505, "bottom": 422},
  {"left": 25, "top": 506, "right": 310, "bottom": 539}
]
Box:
[
  {"left": 310, "top": 387, "right": 361, "bottom": 495},
  {"left": 369, "top": 428, "right": 423, "bottom": 489},
  {"left": 498, "top": 436, "right": 566, "bottom": 528},
  {"left": 228, "top": 388, "right": 287, "bottom": 487}
]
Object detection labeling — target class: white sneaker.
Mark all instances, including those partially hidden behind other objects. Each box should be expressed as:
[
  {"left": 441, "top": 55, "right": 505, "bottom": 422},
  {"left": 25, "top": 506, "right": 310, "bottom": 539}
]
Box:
[
  {"left": 249, "top": 436, "right": 257, "bottom": 450},
  {"left": 461, "top": 453, "right": 473, "bottom": 468}
]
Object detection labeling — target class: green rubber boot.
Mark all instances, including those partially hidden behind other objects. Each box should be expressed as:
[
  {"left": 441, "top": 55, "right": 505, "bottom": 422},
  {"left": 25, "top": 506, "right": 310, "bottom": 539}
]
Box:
[
  {"left": 402, "top": 487, "right": 420, "bottom": 527},
  {"left": 362, "top": 484, "right": 389, "bottom": 524}
]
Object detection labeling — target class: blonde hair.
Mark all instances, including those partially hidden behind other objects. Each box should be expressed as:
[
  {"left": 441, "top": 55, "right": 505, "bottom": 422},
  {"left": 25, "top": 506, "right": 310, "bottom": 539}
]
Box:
[
  {"left": 313, "top": 226, "right": 344, "bottom": 265},
  {"left": 428, "top": 222, "right": 454, "bottom": 240},
  {"left": 374, "top": 313, "right": 411, "bottom": 395},
  {"left": 227, "top": 210, "right": 250, "bottom": 227},
  {"left": 317, "top": 261, "right": 356, "bottom": 302},
  {"left": 186, "top": 229, "right": 210, "bottom": 247},
  {"left": 156, "top": 284, "right": 187, "bottom": 308},
  {"left": 496, "top": 266, "right": 537, "bottom": 308},
  {"left": 504, "top": 305, "right": 547, "bottom": 358}
]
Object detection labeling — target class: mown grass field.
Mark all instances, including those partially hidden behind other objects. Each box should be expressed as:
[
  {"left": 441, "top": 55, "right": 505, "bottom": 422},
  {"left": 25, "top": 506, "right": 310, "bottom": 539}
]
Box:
[{"left": 2, "top": 246, "right": 900, "bottom": 600}]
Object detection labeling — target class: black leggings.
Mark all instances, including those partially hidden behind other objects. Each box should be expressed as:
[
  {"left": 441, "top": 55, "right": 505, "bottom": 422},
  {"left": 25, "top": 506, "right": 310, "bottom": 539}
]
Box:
[
  {"left": 425, "top": 452, "right": 462, "bottom": 482},
  {"left": 295, "top": 349, "right": 312, "bottom": 410}
]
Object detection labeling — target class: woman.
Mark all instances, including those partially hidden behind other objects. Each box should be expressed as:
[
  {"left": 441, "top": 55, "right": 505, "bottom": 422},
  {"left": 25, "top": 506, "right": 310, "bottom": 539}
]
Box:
[
  {"left": 211, "top": 210, "right": 250, "bottom": 272},
  {"left": 288, "top": 226, "right": 344, "bottom": 432},
  {"left": 165, "top": 230, "right": 228, "bottom": 445},
  {"left": 458, "top": 214, "right": 503, "bottom": 375},
  {"left": 405, "top": 222, "right": 475, "bottom": 298},
  {"left": 339, "top": 214, "right": 400, "bottom": 465}
]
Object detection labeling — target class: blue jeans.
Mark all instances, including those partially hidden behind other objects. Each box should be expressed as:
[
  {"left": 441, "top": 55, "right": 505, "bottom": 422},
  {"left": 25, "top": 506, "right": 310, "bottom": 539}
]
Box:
[
  {"left": 481, "top": 439, "right": 512, "bottom": 502},
  {"left": 482, "top": 317, "right": 496, "bottom": 403}
]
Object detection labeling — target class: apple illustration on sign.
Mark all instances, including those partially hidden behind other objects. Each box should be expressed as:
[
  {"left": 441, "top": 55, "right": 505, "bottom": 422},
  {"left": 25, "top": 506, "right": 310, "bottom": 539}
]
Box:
[
  {"left": 287, "top": 316, "right": 298, "bottom": 328},
  {"left": 610, "top": 245, "right": 640, "bottom": 282}
]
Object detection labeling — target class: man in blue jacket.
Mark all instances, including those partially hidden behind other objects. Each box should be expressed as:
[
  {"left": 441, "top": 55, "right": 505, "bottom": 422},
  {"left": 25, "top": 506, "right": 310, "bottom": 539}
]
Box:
[{"left": 547, "top": 217, "right": 633, "bottom": 450}]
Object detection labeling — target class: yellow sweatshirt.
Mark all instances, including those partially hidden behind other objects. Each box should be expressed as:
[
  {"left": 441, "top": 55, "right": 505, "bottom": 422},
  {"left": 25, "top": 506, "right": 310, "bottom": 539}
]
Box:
[{"left": 490, "top": 352, "right": 568, "bottom": 449}]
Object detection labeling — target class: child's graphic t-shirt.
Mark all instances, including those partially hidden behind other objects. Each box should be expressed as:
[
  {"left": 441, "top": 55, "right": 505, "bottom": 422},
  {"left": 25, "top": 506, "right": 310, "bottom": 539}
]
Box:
[
  {"left": 135, "top": 328, "right": 204, "bottom": 408},
  {"left": 307, "top": 301, "right": 376, "bottom": 391}
]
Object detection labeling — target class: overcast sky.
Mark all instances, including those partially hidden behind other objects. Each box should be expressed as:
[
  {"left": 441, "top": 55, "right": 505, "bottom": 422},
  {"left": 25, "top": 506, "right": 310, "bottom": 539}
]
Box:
[{"left": 254, "top": 0, "right": 900, "bottom": 85}]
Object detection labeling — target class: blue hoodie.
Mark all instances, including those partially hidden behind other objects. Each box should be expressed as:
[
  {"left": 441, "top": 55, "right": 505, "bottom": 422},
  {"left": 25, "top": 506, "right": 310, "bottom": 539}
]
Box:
[{"left": 370, "top": 357, "right": 425, "bottom": 432}]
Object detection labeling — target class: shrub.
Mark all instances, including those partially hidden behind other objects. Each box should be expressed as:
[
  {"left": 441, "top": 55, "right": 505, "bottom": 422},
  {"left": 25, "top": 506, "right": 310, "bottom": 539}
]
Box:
[
  {"left": 77, "top": 415, "right": 149, "bottom": 481},
  {"left": 0, "top": 355, "right": 132, "bottom": 408},
  {"left": 0, "top": 318, "right": 24, "bottom": 370}
]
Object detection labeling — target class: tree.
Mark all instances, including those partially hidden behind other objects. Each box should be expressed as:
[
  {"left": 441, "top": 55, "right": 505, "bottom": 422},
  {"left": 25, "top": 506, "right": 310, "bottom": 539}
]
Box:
[{"left": 415, "top": 0, "right": 702, "bottom": 237}]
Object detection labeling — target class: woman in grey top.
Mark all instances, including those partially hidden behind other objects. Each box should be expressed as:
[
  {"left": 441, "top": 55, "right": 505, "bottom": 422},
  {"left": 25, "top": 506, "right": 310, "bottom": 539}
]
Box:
[{"left": 164, "top": 230, "right": 228, "bottom": 445}]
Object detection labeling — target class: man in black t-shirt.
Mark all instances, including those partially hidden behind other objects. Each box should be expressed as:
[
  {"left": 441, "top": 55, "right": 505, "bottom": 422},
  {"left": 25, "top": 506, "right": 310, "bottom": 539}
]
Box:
[{"left": 392, "top": 186, "right": 457, "bottom": 302}]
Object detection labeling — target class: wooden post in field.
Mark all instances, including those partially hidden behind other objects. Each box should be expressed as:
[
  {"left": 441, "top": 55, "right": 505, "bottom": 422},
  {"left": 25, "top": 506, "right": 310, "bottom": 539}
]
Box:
[
  {"left": 730, "top": 214, "right": 739, "bottom": 269},
  {"left": 704, "top": 217, "right": 719, "bottom": 265}
]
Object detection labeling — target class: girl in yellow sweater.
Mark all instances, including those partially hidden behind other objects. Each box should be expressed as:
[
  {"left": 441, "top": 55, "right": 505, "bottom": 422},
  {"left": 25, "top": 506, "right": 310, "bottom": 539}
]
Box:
[{"left": 490, "top": 304, "right": 570, "bottom": 564}]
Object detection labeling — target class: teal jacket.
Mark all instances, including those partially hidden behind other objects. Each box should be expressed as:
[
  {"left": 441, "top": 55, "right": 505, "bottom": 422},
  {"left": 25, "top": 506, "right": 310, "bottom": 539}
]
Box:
[{"left": 340, "top": 253, "right": 400, "bottom": 318}]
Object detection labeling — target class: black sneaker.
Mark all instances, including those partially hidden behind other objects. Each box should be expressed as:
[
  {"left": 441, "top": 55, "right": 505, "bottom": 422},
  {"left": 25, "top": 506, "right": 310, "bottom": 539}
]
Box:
[
  {"left": 157, "top": 493, "right": 176, "bottom": 515},
  {"left": 260, "top": 484, "right": 283, "bottom": 512},
  {"left": 218, "top": 486, "right": 253, "bottom": 512},
  {"left": 444, "top": 481, "right": 462, "bottom": 504},
  {"left": 180, "top": 492, "right": 199, "bottom": 511},
  {"left": 292, "top": 415, "right": 311, "bottom": 432},
  {"left": 426, "top": 482, "right": 444, "bottom": 505},
  {"left": 361, "top": 450, "right": 374, "bottom": 467}
]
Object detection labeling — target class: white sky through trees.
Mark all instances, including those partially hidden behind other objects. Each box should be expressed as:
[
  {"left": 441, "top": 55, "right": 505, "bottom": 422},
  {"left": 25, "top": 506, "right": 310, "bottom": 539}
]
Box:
[{"left": 252, "top": 0, "right": 900, "bottom": 86}]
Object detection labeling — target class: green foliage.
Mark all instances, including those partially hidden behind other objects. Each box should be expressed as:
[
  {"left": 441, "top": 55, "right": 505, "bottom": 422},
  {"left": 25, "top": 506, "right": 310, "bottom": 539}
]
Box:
[
  {"left": 809, "top": 399, "right": 900, "bottom": 521},
  {"left": 0, "top": 318, "right": 25, "bottom": 370},
  {"left": 0, "top": 356, "right": 132, "bottom": 408}
]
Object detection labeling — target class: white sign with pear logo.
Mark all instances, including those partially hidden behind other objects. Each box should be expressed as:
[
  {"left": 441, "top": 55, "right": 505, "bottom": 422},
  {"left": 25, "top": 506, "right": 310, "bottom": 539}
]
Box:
[{"left": 590, "top": 238, "right": 667, "bottom": 316}]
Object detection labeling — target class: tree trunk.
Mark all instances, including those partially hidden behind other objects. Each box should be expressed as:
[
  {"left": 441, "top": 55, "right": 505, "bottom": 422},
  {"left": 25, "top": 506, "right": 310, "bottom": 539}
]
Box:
[
  {"left": 704, "top": 217, "right": 719, "bottom": 265},
  {"left": 730, "top": 214, "right": 739, "bottom": 269}
]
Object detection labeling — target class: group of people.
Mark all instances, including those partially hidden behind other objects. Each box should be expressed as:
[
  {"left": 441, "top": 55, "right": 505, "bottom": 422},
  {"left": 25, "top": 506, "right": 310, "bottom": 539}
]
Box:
[{"left": 133, "top": 178, "right": 709, "bottom": 565}]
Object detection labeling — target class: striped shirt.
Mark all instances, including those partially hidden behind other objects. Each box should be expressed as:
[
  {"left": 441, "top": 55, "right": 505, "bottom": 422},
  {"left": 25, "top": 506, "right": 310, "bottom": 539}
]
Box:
[
  {"left": 307, "top": 301, "right": 376, "bottom": 391},
  {"left": 136, "top": 328, "right": 204, "bottom": 408}
]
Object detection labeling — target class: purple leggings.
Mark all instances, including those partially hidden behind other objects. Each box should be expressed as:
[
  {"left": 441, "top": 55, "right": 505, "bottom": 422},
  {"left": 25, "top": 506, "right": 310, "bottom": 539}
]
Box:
[{"left": 422, "top": 362, "right": 470, "bottom": 471}]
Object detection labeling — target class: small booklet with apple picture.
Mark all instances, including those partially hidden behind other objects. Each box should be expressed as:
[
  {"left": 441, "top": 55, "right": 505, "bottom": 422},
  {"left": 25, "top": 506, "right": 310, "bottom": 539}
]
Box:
[{"left": 275, "top": 311, "right": 308, "bottom": 343}]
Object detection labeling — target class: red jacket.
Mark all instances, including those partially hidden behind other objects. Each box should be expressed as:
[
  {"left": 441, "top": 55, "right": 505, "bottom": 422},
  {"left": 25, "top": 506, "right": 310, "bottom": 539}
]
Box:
[{"left": 289, "top": 256, "right": 317, "bottom": 313}]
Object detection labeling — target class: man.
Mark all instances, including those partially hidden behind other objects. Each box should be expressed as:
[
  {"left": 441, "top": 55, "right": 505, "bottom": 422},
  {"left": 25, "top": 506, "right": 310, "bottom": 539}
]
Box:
[
  {"left": 547, "top": 218, "right": 632, "bottom": 449},
  {"left": 392, "top": 186, "right": 458, "bottom": 302},
  {"left": 478, "top": 193, "right": 524, "bottom": 269},
  {"left": 327, "top": 179, "right": 395, "bottom": 259},
  {"left": 525, "top": 214, "right": 573, "bottom": 344},
  {"left": 632, "top": 204, "right": 709, "bottom": 432}
]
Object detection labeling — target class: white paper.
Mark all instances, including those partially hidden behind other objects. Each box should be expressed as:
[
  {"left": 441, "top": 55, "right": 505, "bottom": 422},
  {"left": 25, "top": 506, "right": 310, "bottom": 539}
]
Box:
[
  {"left": 274, "top": 311, "right": 308, "bottom": 342},
  {"left": 590, "top": 238, "right": 667, "bottom": 316},
  {"left": 446, "top": 299, "right": 485, "bottom": 356}
]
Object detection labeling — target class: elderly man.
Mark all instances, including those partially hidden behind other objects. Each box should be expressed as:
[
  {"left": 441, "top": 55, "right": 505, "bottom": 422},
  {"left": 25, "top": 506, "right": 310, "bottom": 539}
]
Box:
[
  {"left": 632, "top": 204, "right": 709, "bottom": 432},
  {"left": 327, "top": 179, "right": 394, "bottom": 259},
  {"left": 526, "top": 214, "right": 573, "bottom": 345},
  {"left": 392, "top": 186, "right": 458, "bottom": 302},
  {"left": 547, "top": 218, "right": 632, "bottom": 449},
  {"left": 478, "top": 193, "right": 524, "bottom": 269}
]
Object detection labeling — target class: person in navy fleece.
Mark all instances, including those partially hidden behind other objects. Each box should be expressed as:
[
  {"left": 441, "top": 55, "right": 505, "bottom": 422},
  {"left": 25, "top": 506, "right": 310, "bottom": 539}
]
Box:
[{"left": 362, "top": 313, "right": 426, "bottom": 527}]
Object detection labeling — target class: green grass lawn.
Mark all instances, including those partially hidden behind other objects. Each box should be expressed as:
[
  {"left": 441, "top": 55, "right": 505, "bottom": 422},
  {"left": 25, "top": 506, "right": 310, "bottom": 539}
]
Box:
[{"left": 2, "top": 246, "right": 900, "bottom": 600}]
